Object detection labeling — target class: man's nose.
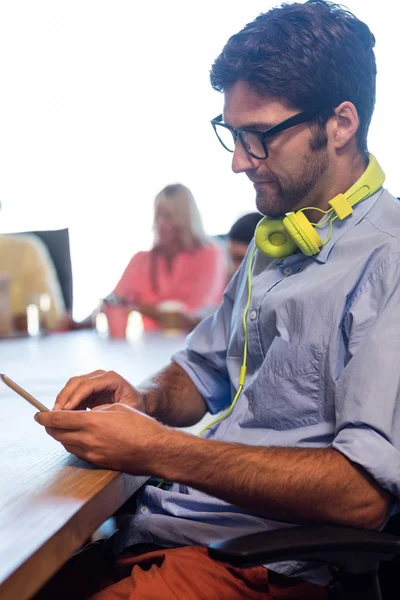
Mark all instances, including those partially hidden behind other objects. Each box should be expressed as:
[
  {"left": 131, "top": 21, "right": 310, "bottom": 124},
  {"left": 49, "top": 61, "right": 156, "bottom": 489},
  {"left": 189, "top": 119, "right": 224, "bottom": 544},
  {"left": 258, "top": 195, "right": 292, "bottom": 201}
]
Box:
[{"left": 231, "top": 140, "right": 259, "bottom": 174}]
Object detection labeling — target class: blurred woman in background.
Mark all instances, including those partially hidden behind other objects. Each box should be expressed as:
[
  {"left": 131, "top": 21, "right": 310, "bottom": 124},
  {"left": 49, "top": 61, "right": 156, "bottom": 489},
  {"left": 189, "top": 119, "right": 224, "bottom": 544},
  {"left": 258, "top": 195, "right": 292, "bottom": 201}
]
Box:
[{"left": 106, "top": 183, "right": 227, "bottom": 331}]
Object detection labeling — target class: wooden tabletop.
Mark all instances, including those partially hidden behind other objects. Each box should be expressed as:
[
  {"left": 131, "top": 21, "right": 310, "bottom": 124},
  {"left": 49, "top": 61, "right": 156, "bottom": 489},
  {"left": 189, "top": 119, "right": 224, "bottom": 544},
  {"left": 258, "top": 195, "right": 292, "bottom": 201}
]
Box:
[{"left": 0, "top": 331, "right": 186, "bottom": 600}]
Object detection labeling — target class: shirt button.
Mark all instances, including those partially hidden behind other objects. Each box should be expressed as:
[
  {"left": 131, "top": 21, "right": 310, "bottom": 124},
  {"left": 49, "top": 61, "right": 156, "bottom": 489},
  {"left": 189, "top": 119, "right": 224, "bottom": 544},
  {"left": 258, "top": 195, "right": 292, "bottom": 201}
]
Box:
[
  {"left": 140, "top": 505, "right": 149, "bottom": 515},
  {"left": 250, "top": 310, "right": 257, "bottom": 321},
  {"left": 283, "top": 267, "right": 292, "bottom": 276}
]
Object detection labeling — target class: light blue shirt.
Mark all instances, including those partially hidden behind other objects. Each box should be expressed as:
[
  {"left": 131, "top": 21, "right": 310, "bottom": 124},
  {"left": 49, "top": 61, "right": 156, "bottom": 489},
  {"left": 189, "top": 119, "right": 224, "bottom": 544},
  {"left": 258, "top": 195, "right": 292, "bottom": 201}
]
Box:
[{"left": 114, "top": 188, "right": 400, "bottom": 583}]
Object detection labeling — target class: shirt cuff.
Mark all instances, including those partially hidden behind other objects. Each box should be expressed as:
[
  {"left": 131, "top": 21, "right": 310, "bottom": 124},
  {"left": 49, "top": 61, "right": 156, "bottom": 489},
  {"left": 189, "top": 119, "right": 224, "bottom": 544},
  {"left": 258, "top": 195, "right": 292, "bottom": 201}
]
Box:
[{"left": 332, "top": 425, "right": 400, "bottom": 502}]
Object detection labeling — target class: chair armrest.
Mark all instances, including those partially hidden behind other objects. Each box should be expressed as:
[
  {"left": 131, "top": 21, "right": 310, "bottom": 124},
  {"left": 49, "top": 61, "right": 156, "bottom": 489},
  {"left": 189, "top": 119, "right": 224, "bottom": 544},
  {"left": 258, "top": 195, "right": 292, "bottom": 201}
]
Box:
[{"left": 208, "top": 525, "right": 400, "bottom": 568}]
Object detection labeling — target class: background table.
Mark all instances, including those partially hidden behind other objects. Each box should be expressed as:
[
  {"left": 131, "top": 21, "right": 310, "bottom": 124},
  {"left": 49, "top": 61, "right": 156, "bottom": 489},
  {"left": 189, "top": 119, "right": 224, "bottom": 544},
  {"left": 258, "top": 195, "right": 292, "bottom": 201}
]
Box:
[{"left": 0, "top": 331, "right": 187, "bottom": 600}]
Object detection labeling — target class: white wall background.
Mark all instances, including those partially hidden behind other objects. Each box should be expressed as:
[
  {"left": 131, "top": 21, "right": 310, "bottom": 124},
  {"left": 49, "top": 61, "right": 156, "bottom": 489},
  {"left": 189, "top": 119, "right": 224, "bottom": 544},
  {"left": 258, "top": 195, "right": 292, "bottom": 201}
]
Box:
[{"left": 0, "top": 1, "right": 398, "bottom": 319}]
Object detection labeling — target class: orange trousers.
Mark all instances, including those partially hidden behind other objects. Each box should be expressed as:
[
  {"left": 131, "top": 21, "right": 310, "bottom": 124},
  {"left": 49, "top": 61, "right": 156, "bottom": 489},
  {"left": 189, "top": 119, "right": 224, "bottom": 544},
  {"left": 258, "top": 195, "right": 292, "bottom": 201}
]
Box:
[{"left": 34, "top": 543, "right": 328, "bottom": 600}]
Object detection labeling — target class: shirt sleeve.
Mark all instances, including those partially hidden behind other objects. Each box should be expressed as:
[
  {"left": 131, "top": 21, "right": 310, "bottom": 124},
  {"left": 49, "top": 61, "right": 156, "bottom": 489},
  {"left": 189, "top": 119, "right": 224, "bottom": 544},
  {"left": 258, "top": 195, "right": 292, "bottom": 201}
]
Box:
[
  {"left": 332, "top": 253, "right": 400, "bottom": 503},
  {"left": 172, "top": 270, "right": 239, "bottom": 414}
]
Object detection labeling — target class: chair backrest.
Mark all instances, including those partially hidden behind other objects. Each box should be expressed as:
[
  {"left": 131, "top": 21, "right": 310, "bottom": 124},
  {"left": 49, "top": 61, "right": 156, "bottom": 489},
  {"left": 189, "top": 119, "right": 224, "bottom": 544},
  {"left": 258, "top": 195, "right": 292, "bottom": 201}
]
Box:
[
  {"left": 383, "top": 513, "right": 400, "bottom": 536},
  {"left": 379, "top": 514, "right": 400, "bottom": 599},
  {"left": 15, "top": 228, "right": 73, "bottom": 312}
]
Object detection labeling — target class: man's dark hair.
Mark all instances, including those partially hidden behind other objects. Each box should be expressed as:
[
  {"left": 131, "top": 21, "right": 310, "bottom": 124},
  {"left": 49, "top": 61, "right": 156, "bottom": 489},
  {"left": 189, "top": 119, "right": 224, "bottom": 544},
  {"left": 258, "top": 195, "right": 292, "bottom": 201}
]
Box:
[
  {"left": 210, "top": 0, "right": 376, "bottom": 154},
  {"left": 228, "top": 213, "right": 263, "bottom": 244}
]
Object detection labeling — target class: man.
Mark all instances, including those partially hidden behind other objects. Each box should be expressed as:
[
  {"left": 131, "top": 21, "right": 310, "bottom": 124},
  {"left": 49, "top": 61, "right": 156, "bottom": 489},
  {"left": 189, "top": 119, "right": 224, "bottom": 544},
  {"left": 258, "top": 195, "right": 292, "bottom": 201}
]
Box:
[
  {"left": 227, "top": 212, "right": 263, "bottom": 275},
  {"left": 35, "top": 1, "right": 400, "bottom": 599}
]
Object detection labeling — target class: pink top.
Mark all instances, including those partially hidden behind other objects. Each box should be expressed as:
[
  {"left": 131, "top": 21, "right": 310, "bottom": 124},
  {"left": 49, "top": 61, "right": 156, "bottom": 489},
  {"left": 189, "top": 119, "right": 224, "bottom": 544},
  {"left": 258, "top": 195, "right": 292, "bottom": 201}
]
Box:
[{"left": 113, "top": 243, "right": 227, "bottom": 330}]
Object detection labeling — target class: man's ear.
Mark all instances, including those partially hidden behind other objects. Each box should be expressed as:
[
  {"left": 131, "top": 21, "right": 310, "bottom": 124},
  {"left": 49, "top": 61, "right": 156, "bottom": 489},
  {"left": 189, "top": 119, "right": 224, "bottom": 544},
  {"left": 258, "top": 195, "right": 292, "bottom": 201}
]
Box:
[{"left": 327, "top": 102, "right": 360, "bottom": 149}]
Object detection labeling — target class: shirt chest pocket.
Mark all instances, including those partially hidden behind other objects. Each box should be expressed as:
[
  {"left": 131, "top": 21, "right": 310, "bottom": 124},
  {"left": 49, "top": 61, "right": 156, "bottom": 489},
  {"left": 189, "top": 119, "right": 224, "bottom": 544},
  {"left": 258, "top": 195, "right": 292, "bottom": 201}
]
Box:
[{"left": 245, "top": 337, "right": 325, "bottom": 430}]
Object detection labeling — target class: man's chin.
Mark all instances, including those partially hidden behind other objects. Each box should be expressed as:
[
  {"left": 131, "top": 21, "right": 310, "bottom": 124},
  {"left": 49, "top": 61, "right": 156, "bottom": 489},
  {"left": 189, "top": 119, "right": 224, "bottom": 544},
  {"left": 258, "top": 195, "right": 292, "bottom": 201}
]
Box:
[{"left": 255, "top": 193, "right": 286, "bottom": 219}]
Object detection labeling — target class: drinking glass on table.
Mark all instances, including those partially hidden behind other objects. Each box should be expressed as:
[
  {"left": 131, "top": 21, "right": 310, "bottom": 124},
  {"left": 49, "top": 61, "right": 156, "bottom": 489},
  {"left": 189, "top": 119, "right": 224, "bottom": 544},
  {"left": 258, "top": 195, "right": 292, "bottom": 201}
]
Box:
[
  {"left": 157, "top": 300, "right": 186, "bottom": 336},
  {"left": 101, "top": 294, "right": 134, "bottom": 339}
]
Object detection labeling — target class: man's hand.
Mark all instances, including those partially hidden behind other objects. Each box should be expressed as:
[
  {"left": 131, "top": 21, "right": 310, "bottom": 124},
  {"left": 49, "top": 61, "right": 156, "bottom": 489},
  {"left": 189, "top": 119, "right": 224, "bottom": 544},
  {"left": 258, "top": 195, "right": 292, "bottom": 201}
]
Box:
[
  {"left": 53, "top": 370, "right": 145, "bottom": 412},
  {"left": 35, "top": 404, "right": 168, "bottom": 473}
]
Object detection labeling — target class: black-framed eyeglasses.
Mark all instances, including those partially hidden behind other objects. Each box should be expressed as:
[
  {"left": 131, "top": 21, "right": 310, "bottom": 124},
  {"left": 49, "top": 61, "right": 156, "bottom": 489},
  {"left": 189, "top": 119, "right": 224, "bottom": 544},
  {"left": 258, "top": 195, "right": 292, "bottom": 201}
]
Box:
[{"left": 211, "top": 106, "right": 331, "bottom": 160}]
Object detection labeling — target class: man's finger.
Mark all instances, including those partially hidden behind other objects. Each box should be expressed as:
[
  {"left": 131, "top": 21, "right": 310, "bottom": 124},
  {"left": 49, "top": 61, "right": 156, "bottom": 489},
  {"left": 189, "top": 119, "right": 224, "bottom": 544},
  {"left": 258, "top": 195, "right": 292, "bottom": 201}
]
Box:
[
  {"left": 45, "top": 427, "right": 85, "bottom": 446},
  {"left": 63, "top": 373, "right": 119, "bottom": 410},
  {"left": 53, "top": 370, "right": 106, "bottom": 409},
  {"left": 91, "top": 403, "right": 114, "bottom": 411},
  {"left": 93, "top": 403, "right": 138, "bottom": 414},
  {"left": 35, "top": 410, "right": 88, "bottom": 429},
  {"left": 63, "top": 444, "right": 87, "bottom": 459}
]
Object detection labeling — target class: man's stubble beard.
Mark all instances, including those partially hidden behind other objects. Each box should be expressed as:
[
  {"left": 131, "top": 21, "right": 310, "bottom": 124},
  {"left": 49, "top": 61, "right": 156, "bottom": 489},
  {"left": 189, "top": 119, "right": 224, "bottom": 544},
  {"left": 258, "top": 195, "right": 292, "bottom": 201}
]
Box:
[{"left": 256, "top": 128, "right": 330, "bottom": 218}]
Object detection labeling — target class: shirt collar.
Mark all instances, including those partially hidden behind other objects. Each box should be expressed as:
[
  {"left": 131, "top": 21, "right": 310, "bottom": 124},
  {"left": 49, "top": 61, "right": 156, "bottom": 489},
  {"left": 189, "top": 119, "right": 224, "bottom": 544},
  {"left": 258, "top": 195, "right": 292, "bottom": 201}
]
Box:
[{"left": 307, "top": 187, "right": 384, "bottom": 264}]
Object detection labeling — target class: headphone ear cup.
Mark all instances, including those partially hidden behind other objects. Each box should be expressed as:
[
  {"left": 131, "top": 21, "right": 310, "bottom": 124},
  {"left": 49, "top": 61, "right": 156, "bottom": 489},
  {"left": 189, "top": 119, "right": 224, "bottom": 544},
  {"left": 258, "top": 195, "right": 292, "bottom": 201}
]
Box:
[
  {"left": 283, "top": 212, "right": 323, "bottom": 256},
  {"left": 255, "top": 217, "right": 297, "bottom": 258}
]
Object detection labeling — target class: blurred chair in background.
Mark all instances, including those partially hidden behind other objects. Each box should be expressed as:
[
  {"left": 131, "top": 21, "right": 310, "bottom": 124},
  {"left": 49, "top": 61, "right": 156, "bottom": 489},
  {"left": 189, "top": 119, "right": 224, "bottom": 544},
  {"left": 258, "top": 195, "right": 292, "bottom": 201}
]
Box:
[{"left": 30, "top": 228, "right": 73, "bottom": 313}]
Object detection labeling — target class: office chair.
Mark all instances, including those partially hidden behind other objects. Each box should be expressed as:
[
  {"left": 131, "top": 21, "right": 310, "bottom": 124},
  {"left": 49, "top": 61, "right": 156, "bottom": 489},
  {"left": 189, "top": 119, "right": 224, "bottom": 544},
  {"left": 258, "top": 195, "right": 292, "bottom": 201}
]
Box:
[
  {"left": 209, "top": 516, "right": 400, "bottom": 599},
  {"left": 15, "top": 228, "right": 73, "bottom": 312}
]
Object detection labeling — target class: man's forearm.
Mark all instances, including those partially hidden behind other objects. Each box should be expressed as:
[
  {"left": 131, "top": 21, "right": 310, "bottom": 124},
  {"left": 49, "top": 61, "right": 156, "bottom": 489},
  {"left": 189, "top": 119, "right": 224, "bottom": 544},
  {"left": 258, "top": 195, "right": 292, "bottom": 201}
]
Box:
[
  {"left": 137, "top": 362, "right": 207, "bottom": 427},
  {"left": 150, "top": 431, "right": 390, "bottom": 530}
]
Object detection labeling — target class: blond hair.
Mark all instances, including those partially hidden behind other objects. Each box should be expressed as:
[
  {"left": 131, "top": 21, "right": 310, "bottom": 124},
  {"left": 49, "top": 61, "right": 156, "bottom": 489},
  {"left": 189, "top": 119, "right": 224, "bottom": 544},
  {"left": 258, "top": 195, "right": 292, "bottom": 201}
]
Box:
[{"left": 153, "top": 183, "right": 208, "bottom": 251}]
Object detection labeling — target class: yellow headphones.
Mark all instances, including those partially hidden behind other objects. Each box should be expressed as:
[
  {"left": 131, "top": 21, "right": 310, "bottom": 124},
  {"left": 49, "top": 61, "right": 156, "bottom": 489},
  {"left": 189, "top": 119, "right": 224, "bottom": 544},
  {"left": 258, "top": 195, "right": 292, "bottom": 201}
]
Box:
[{"left": 254, "top": 154, "right": 385, "bottom": 258}]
